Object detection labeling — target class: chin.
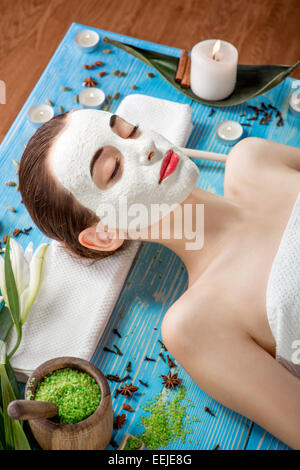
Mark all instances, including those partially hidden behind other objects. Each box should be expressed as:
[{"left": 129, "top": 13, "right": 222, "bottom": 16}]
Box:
[
  {"left": 164, "top": 152, "right": 199, "bottom": 203},
  {"left": 178, "top": 159, "right": 199, "bottom": 202}
]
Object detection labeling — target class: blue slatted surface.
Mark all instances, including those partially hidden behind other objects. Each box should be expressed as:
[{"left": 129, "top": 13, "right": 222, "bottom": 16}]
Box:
[{"left": 0, "top": 22, "right": 299, "bottom": 450}]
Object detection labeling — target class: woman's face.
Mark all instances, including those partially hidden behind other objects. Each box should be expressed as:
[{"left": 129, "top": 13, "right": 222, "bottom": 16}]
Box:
[{"left": 49, "top": 109, "right": 199, "bottom": 230}]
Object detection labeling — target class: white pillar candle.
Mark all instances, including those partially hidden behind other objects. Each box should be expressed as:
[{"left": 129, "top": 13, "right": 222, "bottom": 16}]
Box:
[
  {"left": 216, "top": 120, "right": 243, "bottom": 146},
  {"left": 191, "top": 39, "right": 238, "bottom": 101},
  {"left": 27, "top": 104, "right": 54, "bottom": 127},
  {"left": 74, "top": 29, "right": 100, "bottom": 53},
  {"left": 289, "top": 90, "right": 300, "bottom": 116},
  {"left": 79, "top": 87, "right": 105, "bottom": 109}
]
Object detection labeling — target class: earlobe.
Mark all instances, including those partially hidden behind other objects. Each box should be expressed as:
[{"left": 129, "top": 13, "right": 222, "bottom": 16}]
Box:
[{"left": 78, "top": 225, "right": 124, "bottom": 252}]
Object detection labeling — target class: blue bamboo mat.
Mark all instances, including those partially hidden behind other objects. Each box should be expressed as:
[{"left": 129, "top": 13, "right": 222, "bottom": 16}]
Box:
[{"left": 0, "top": 22, "right": 299, "bottom": 450}]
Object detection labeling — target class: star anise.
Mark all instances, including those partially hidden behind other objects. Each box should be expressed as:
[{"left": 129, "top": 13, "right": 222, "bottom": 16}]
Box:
[
  {"left": 161, "top": 371, "right": 181, "bottom": 389},
  {"left": 114, "top": 413, "right": 126, "bottom": 429},
  {"left": 82, "top": 76, "right": 98, "bottom": 87},
  {"left": 118, "top": 382, "right": 139, "bottom": 396}
]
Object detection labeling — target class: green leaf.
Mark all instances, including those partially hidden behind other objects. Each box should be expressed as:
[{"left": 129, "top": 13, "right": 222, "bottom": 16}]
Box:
[
  {"left": 0, "top": 304, "right": 13, "bottom": 342},
  {"left": 0, "top": 406, "right": 5, "bottom": 449},
  {"left": 5, "top": 358, "right": 22, "bottom": 400},
  {"left": 0, "top": 341, "right": 30, "bottom": 450},
  {"left": 103, "top": 36, "right": 300, "bottom": 107},
  {"left": 4, "top": 232, "right": 22, "bottom": 358}
]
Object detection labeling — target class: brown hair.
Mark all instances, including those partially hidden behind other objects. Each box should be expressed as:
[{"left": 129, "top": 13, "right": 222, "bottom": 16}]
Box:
[{"left": 19, "top": 111, "right": 123, "bottom": 260}]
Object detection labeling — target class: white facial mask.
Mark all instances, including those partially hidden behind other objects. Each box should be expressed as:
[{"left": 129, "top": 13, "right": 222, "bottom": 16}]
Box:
[{"left": 49, "top": 109, "right": 199, "bottom": 230}]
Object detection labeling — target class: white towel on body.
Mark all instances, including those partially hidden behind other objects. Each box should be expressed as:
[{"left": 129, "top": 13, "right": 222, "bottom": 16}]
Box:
[
  {"left": 266, "top": 191, "right": 300, "bottom": 378},
  {"left": 8, "top": 93, "right": 194, "bottom": 380}
]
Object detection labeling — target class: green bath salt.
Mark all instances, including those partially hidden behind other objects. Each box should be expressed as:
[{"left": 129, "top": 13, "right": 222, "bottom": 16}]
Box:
[
  {"left": 124, "top": 436, "right": 143, "bottom": 450},
  {"left": 33, "top": 368, "right": 101, "bottom": 424},
  {"left": 133, "top": 386, "right": 200, "bottom": 450}
]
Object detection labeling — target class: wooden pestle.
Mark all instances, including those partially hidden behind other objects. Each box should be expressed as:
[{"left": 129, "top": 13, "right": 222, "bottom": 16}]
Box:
[{"left": 7, "top": 400, "right": 58, "bottom": 421}]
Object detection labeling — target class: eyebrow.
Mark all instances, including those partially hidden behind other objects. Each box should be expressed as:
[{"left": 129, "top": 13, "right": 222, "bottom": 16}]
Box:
[
  {"left": 90, "top": 147, "right": 104, "bottom": 177},
  {"left": 110, "top": 114, "right": 117, "bottom": 128}
]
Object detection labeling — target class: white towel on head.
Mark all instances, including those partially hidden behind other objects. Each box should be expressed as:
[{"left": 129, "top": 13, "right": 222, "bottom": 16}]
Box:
[
  {"left": 8, "top": 94, "right": 194, "bottom": 380},
  {"left": 116, "top": 94, "right": 193, "bottom": 147}
]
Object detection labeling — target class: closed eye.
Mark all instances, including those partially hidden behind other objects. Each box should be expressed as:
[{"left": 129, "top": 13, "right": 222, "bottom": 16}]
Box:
[
  {"left": 110, "top": 159, "right": 120, "bottom": 180},
  {"left": 127, "top": 124, "right": 139, "bottom": 138}
]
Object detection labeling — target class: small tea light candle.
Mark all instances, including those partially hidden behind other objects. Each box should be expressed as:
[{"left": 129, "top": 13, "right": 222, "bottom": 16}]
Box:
[
  {"left": 79, "top": 87, "right": 105, "bottom": 108},
  {"left": 289, "top": 90, "right": 300, "bottom": 116},
  {"left": 216, "top": 120, "right": 243, "bottom": 146},
  {"left": 27, "top": 104, "right": 54, "bottom": 127},
  {"left": 74, "top": 29, "right": 100, "bottom": 53},
  {"left": 191, "top": 39, "right": 238, "bottom": 101}
]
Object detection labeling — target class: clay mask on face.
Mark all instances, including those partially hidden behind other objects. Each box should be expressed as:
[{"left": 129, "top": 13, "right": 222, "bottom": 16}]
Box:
[{"left": 49, "top": 109, "right": 199, "bottom": 230}]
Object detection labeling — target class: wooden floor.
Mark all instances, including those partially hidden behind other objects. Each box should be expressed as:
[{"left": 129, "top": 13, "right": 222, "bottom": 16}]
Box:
[{"left": 0, "top": 0, "right": 299, "bottom": 143}]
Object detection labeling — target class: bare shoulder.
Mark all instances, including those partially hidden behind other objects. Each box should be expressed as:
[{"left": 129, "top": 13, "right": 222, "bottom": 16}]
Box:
[
  {"left": 224, "top": 137, "right": 300, "bottom": 202},
  {"left": 162, "top": 282, "right": 223, "bottom": 332}
]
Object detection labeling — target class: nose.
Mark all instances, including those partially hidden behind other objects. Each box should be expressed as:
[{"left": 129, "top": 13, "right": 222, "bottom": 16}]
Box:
[{"left": 139, "top": 140, "right": 159, "bottom": 165}]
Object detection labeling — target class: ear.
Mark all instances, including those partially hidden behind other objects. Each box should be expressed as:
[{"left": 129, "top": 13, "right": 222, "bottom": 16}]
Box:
[{"left": 78, "top": 224, "right": 125, "bottom": 252}]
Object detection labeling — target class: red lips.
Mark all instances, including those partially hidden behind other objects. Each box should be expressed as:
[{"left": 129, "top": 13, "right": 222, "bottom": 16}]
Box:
[{"left": 159, "top": 149, "right": 180, "bottom": 184}]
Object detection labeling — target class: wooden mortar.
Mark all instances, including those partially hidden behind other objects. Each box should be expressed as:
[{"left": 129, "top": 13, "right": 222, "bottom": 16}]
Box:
[{"left": 24, "top": 356, "right": 113, "bottom": 450}]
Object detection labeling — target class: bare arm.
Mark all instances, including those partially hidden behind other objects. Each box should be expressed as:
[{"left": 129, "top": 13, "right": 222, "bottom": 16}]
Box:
[{"left": 162, "top": 295, "right": 300, "bottom": 449}]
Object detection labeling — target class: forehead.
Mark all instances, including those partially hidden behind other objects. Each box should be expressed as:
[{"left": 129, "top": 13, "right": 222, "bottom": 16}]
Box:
[
  {"left": 62, "top": 108, "right": 112, "bottom": 138},
  {"left": 49, "top": 109, "right": 114, "bottom": 189}
]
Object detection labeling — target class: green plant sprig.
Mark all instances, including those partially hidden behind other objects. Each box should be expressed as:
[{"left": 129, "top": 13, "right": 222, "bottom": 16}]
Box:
[{"left": 4, "top": 231, "right": 22, "bottom": 359}]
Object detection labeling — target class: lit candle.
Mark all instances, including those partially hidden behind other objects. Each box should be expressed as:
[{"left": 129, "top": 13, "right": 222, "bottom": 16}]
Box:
[
  {"left": 191, "top": 39, "right": 238, "bottom": 101},
  {"left": 27, "top": 104, "right": 54, "bottom": 127},
  {"left": 74, "top": 29, "right": 100, "bottom": 53},
  {"left": 79, "top": 87, "right": 105, "bottom": 109},
  {"left": 216, "top": 120, "right": 243, "bottom": 146},
  {"left": 289, "top": 90, "right": 300, "bottom": 116}
]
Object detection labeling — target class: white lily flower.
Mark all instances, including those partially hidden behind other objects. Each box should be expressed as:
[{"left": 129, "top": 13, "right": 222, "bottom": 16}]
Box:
[
  {"left": 24, "top": 241, "right": 33, "bottom": 265},
  {"left": 0, "top": 257, "right": 8, "bottom": 307},
  {"left": 0, "top": 239, "right": 49, "bottom": 324}
]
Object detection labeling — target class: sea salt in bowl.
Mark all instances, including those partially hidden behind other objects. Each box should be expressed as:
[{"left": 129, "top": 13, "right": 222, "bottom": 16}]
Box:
[{"left": 25, "top": 356, "right": 113, "bottom": 450}]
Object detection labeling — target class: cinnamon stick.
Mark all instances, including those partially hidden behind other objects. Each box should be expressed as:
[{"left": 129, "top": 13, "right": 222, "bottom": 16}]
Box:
[
  {"left": 181, "top": 55, "right": 191, "bottom": 89},
  {"left": 175, "top": 50, "right": 188, "bottom": 84}
]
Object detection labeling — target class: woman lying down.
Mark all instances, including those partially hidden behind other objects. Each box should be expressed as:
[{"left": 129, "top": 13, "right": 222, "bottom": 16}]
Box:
[{"left": 19, "top": 109, "right": 300, "bottom": 449}]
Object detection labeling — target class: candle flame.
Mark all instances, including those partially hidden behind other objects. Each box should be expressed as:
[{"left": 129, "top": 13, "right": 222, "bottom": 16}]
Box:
[{"left": 212, "top": 40, "right": 221, "bottom": 60}]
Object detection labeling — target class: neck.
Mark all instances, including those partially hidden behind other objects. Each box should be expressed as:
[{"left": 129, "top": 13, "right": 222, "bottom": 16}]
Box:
[{"left": 153, "top": 187, "right": 243, "bottom": 287}]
